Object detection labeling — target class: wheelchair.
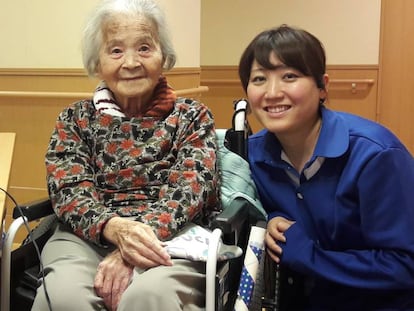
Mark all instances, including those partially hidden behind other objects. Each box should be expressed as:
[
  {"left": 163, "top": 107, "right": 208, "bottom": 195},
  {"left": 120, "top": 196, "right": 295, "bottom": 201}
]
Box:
[{"left": 1, "top": 99, "right": 270, "bottom": 311}]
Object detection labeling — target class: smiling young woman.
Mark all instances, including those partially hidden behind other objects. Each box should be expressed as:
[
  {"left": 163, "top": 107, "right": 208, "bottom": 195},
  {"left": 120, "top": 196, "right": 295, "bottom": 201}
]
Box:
[{"left": 239, "top": 24, "right": 414, "bottom": 310}]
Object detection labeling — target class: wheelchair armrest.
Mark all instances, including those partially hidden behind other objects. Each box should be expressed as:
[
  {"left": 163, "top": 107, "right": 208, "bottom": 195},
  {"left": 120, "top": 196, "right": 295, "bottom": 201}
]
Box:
[
  {"left": 211, "top": 197, "right": 249, "bottom": 235},
  {"left": 12, "top": 198, "right": 53, "bottom": 221}
]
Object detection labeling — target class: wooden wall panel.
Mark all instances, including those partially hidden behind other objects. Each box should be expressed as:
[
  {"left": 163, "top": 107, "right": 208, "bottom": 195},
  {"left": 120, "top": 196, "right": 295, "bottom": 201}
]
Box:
[
  {"left": 0, "top": 133, "right": 15, "bottom": 235},
  {"left": 325, "top": 66, "right": 378, "bottom": 121},
  {"left": 0, "top": 96, "right": 72, "bottom": 241},
  {"left": 200, "top": 66, "right": 253, "bottom": 130},
  {"left": 377, "top": 0, "right": 414, "bottom": 154}
]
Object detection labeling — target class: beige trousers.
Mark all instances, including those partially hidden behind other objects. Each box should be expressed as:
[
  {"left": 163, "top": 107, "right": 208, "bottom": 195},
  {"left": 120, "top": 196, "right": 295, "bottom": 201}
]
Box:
[{"left": 31, "top": 223, "right": 206, "bottom": 311}]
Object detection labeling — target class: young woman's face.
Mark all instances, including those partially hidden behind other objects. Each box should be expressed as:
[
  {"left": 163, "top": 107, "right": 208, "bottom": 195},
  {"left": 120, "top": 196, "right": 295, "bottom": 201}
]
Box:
[
  {"left": 247, "top": 52, "right": 325, "bottom": 136},
  {"left": 96, "top": 14, "right": 164, "bottom": 106}
]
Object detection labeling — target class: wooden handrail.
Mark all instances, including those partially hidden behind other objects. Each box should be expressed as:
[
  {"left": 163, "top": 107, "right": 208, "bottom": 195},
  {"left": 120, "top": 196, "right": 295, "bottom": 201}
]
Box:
[
  {"left": 202, "top": 79, "right": 239, "bottom": 85},
  {"left": 329, "top": 79, "right": 375, "bottom": 85},
  {"left": 0, "top": 86, "right": 209, "bottom": 99},
  {"left": 202, "top": 78, "right": 375, "bottom": 86},
  {"left": 328, "top": 79, "right": 375, "bottom": 93},
  {"left": 0, "top": 91, "right": 92, "bottom": 99},
  {"left": 175, "top": 85, "right": 209, "bottom": 96}
]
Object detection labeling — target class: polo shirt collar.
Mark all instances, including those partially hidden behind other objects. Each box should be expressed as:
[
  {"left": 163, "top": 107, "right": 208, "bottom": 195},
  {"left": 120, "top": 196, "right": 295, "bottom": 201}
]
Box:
[
  {"left": 314, "top": 106, "right": 349, "bottom": 158},
  {"left": 252, "top": 106, "right": 349, "bottom": 163}
]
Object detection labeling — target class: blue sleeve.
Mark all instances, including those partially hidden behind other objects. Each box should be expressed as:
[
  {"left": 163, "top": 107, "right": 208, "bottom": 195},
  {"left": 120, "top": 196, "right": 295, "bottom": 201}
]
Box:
[{"left": 281, "top": 148, "right": 414, "bottom": 289}]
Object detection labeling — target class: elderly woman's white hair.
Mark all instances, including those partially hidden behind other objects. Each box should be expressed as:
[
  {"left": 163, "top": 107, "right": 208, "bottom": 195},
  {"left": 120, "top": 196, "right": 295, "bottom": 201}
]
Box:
[{"left": 82, "top": 0, "right": 176, "bottom": 77}]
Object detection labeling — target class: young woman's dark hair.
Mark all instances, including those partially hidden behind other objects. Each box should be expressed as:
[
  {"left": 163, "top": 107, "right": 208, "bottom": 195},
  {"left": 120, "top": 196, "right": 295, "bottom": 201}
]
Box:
[{"left": 238, "top": 25, "right": 326, "bottom": 92}]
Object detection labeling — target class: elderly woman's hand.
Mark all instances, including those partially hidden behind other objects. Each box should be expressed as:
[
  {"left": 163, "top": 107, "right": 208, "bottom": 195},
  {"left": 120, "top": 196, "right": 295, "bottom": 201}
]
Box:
[
  {"left": 265, "top": 216, "right": 295, "bottom": 263},
  {"left": 94, "top": 249, "right": 133, "bottom": 311},
  {"left": 103, "top": 217, "right": 173, "bottom": 269}
]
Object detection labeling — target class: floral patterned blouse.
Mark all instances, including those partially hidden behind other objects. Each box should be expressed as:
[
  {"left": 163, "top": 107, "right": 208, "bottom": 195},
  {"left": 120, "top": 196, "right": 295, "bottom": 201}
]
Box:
[{"left": 45, "top": 98, "right": 220, "bottom": 246}]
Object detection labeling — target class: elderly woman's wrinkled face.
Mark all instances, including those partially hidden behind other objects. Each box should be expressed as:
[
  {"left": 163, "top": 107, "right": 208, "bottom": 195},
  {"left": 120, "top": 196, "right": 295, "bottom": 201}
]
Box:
[{"left": 96, "top": 14, "right": 164, "bottom": 106}]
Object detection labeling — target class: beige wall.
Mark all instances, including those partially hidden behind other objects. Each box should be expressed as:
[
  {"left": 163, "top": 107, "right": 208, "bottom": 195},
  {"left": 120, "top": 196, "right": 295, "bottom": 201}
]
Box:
[
  {"left": 1, "top": 1, "right": 380, "bottom": 69},
  {"left": 201, "top": 0, "right": 381, "bottom": 65},
  {"left": 0, "top": 0, "right": 200, "bottom": 68}
]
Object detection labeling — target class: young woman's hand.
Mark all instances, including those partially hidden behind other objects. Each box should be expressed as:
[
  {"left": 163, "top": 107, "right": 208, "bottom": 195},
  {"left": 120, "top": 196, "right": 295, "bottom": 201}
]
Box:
[{"left": 265, "top": 216, "right": 295, "bottom": 263}]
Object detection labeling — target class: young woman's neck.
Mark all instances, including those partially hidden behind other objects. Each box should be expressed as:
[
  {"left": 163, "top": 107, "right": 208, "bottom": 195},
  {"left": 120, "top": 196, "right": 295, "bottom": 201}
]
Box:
[{"left": 278, "top": 117, "right": 322, "bottom": 173}]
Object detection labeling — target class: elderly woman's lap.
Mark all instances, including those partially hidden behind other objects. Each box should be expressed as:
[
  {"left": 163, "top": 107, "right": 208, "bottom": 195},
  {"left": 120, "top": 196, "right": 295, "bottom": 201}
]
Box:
[
  {"left": 31, "top": 225, "right": 107, "bottom": 310},
  {"left": 31, "top": 225, "right": 206, "bottom": 311},
  {"left": 119, "top": 259, "right": 206, "bottom": 311}
]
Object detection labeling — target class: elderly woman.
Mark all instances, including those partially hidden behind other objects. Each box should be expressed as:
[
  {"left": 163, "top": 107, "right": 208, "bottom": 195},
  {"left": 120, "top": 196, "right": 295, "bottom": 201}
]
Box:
[{"left": 31, "top": 0, "right": 219, "bottom": 310}]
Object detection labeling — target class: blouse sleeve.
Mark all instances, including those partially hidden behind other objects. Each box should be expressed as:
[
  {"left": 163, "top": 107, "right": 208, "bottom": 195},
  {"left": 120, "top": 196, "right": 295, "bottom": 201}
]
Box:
[{"left": 45, "top": 101, "right": 118, "bottom": 247}]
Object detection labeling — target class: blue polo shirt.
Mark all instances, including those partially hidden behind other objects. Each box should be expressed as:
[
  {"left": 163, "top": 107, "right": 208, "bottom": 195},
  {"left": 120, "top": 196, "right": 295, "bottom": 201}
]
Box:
[{"left": 248, "top": 106, "right": 414, "bottom": 309}]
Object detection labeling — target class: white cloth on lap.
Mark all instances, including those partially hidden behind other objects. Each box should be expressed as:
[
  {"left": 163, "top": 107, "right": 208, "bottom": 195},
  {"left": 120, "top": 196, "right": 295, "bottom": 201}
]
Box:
[{"left": 164, "top": 223, "right": 242, "bottom": 261}]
